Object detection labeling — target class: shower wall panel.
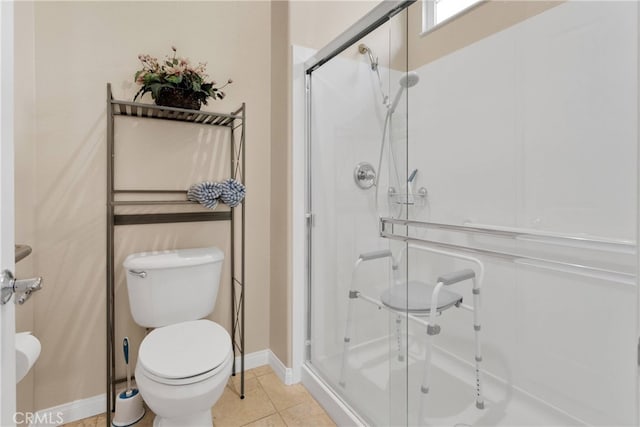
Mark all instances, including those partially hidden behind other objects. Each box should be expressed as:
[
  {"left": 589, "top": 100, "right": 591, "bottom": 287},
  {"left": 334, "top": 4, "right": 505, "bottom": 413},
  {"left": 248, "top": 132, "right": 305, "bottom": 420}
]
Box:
[{"left": 406, "top": 2, "right": 637, "bottom": 424}]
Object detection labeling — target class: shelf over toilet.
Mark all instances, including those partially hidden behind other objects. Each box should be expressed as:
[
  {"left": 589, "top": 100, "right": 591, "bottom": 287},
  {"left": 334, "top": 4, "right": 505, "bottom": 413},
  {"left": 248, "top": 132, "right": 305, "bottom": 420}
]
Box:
[{"left": 105, "top": 83, "right": 247, "bottom": 425}]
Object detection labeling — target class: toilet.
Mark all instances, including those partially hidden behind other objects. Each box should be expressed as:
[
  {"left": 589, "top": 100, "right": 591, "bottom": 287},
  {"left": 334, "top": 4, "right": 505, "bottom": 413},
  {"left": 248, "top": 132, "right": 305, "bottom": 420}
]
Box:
[{"left": 124, "top": 247, "right": 232, "bottom": 427}]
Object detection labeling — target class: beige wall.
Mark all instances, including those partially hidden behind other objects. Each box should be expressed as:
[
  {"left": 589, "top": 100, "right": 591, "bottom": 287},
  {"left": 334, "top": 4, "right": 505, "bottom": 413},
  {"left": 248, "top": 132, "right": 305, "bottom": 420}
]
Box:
[
  {"left": 289, "top": 1, "right": 380, "bottom": 50},
  {"left": 407, "top": 0, "right": 561, "bottom": 69},
  {"left": 15, "top": 1, "right": 272, "bottom": 411}
]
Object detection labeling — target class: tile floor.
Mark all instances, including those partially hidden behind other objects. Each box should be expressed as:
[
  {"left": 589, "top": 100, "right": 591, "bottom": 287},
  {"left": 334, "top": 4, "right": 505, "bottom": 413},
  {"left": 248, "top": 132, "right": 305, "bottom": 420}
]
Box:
[{"left": 63, "top": 366, "right": 336, "bottom": 427}]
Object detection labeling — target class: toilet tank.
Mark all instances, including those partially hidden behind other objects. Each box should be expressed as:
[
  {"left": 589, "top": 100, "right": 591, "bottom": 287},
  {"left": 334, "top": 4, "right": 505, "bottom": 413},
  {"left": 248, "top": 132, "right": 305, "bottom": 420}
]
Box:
[{"left": 123, "top": 247, "right": 224, "bottom": 328}]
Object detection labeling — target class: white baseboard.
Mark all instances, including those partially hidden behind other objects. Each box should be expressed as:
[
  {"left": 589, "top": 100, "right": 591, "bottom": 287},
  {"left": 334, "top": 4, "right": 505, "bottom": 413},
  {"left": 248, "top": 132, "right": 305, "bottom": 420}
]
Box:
[
  {"left": 235, "top": 349, "right": 269, "bottom": 371},
  {"left": 233, "top": 347, "right": 295, "bottom": 385},
  {"left": 268, "top": 350, "right": 294, "bottom": 385},
  {"left": 30, "top": 393, "right": 105, "bottom": 427},
  {"left": 30, "top": 349, "right": 290, "bottom": 426}
]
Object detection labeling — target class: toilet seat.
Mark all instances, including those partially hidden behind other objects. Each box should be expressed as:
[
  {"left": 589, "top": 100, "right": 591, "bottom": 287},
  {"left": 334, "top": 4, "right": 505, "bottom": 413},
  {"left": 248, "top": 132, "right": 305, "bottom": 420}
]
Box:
[{"left": 138, "top": 319, "right": 232, "bottom": 386}]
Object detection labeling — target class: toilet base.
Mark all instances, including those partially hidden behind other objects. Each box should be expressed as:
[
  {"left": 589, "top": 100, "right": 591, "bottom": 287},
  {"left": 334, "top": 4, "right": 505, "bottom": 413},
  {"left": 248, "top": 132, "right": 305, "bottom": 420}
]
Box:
[
  {"left": 135, "top": 334, "right": 233, "bottom": 427},
  {"left": 152, "top": 410, "right": 212, "bottom": 427}
]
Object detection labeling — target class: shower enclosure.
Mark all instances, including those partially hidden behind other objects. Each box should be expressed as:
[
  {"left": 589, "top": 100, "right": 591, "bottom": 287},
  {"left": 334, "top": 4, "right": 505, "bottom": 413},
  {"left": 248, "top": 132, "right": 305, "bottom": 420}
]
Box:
[{"left": 301, "top": 1, "right": 640, "bottom": 426}]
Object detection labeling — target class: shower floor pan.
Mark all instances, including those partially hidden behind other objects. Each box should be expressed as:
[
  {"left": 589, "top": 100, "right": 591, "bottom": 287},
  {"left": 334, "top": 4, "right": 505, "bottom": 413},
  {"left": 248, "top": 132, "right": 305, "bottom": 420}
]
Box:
[{"left": 315, "top": 335, "right": 583, "bottom": 426}]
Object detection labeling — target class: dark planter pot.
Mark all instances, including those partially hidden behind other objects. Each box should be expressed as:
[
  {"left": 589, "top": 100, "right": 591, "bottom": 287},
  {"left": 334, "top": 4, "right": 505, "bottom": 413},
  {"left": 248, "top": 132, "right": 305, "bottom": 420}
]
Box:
[{"left": 155, "top": 87, "right": 202, "bottom": 110}]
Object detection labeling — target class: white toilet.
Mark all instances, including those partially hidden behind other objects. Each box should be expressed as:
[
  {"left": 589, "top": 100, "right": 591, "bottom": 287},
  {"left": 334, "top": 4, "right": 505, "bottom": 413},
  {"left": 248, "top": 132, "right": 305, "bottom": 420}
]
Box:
[{"left": 124, "top": 247, "right": 232, "bottom": 427}]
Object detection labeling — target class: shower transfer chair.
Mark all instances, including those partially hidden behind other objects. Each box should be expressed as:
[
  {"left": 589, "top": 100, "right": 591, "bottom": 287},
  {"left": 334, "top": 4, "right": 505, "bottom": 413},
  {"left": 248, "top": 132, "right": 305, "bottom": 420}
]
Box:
[{"left": 339, "top": 244, "right": 485, "bottom": 419}]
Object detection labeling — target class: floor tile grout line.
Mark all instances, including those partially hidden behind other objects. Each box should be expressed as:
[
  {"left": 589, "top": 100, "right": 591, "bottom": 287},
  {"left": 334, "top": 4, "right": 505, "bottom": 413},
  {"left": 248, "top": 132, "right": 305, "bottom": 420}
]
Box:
[
  {"left": 255, "top": 371, "right": 282, "bottom": 415},
  {"left": 263, "top": 374, "right": 333, "bottom": 419},
  {"left": 233, "top": 370, "right": 280, "bottom": 426},
  {"left": 63, "top": 366, "right": 335, "bottom": 427},
  {"left": 239, "top": 411, "right": 285, "bottom": 427},
  {"left": 257, "top": 372, "right": 302, "bottom": 413}
]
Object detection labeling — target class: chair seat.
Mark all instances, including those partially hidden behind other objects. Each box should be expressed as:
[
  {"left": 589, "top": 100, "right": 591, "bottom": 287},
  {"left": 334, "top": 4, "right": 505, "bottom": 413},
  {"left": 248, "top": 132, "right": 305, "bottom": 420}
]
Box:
[{"left": 380, "top": 280, "right": 463, "bottom": 313}]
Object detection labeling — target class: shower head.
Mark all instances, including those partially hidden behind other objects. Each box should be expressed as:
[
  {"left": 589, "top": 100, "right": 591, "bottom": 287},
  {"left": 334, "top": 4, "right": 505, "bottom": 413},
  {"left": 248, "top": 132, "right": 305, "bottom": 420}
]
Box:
[
  {"left": 389, "top": 72, "right": 420, "bottom": 114},
  {"left": 399, "top": 72, "right": 420, "bottom": 89}
]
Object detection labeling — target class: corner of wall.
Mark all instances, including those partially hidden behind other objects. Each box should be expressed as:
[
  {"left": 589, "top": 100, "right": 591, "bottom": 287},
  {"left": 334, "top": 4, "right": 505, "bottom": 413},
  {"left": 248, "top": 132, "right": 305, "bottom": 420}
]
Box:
[{"left": 269, "top": 0, "right": 292, "bottom": 368}]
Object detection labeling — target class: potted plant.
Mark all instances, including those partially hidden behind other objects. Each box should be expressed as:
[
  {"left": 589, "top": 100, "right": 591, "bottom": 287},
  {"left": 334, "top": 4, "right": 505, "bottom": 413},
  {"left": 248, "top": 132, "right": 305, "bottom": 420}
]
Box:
[{"left": 134, "top": 47, "right": 232, "bottom": 110}]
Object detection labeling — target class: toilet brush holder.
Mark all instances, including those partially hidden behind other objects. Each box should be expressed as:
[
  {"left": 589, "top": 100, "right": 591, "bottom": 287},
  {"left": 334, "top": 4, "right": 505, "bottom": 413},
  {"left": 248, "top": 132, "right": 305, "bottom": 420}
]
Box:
[
  {"left": 113, "top": 337, "right": 145, "bottom": 426},
  {"left": 112, "top": 388, "right": 145, "bottom": 427}
]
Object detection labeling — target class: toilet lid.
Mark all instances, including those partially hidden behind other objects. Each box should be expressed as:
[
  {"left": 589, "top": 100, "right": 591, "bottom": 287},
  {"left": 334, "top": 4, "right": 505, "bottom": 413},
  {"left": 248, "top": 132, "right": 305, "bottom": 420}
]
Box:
[{"left": 138, "top": 320, "right": 231, "bottom": 380}]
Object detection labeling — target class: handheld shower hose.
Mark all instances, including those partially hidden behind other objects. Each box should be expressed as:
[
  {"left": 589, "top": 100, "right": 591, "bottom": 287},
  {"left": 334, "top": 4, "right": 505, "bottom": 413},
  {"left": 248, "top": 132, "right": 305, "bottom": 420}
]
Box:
[{"left": 373, "top": 72, "right": 420, "bottom": 218}]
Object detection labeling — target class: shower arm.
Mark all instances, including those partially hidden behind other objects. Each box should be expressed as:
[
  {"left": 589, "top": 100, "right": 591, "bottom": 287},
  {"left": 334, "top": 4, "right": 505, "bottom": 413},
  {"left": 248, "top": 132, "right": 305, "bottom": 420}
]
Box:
[
  {"left": 359, "top": 44, "right": 389, "bottom": 106},
  {"left": 358, "top": 44, "right": 378, "bottom": 71}
]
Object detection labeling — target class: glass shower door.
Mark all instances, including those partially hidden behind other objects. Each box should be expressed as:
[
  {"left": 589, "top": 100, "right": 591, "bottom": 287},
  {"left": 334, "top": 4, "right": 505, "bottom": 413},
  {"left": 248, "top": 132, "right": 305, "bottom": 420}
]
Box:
[{"left": 306, "top": 9, "right": 410, "bottom": 426}]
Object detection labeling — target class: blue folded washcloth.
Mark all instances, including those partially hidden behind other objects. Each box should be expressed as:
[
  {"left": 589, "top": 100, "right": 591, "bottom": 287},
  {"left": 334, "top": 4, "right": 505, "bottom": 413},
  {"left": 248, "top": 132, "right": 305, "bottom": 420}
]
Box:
[
  {"left": 187, "top": 179, "right": 246, "bottom": 209},
  {"left": 187, "top": 181, "right": 223, "bottom": 209},
  {"left": 219, "top": 178, "right": 246, "bottom": 208}
]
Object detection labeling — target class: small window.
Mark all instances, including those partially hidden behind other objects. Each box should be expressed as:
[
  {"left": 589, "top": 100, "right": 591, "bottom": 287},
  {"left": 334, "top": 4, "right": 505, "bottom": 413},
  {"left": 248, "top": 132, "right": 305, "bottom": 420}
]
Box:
[{"left": 422, "top": 0, "right": 483, "bottom": 33}]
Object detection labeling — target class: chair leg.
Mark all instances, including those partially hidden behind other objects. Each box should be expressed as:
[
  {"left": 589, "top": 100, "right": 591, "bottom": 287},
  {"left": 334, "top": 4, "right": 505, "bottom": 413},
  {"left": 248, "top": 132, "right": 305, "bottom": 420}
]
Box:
[
  {"left": 339, "top": 290, "right": 358, "bottom": 387},
  {"left": 472, "top": 279, "right": 484, "bottom": 409},
  {"left": 418, "top": 322, "right": 437, "bottom": 425}
]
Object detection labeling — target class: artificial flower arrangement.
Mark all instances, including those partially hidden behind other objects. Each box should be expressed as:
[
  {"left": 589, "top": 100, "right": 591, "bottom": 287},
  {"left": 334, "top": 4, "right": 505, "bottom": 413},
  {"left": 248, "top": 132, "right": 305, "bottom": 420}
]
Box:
[{"left": 134, "top": 47, "right": 232, "bottom": 110}]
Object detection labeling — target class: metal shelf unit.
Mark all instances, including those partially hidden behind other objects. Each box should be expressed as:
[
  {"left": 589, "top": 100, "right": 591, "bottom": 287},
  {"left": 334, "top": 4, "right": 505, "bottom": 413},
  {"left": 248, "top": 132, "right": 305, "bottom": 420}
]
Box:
[{"left": 105, "top": 83, "right": 246, "bottom": 423}]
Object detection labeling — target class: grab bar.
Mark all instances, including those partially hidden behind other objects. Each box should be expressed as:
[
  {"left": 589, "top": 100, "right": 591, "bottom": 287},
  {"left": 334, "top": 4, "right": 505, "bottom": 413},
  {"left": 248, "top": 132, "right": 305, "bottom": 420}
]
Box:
[
  {"left": 464, "top": 222, "right": 635, "bottom": 254},
  {"left": 379, "top": 218, "right": 635, "bottom": 286},
  {"left": 380, "top": 217, "right": 636, "bottom": 254}
]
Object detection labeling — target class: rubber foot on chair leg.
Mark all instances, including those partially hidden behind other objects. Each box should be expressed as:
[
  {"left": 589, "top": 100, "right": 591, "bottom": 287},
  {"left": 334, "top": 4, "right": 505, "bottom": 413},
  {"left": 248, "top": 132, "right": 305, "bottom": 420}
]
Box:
[
  {"left": 241, "top": 395, "right": 245, "bottom": 400},
  {"left": 397, "top": 355, "right": 405, "bottom": 362},
  {"left": 476, "top": 401, "right": 485, "bottom": 409}
]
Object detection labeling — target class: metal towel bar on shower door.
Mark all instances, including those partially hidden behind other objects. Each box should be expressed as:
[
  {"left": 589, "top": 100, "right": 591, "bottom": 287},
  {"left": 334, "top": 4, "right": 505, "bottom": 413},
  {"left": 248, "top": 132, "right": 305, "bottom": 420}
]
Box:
[{"left": 379, "top": 217, "right": 635, "bottom": 286}]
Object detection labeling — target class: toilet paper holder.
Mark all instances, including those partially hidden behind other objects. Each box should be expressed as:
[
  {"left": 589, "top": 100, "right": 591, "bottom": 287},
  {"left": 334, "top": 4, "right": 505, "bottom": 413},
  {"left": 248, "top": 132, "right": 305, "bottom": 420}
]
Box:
[{"left": 1, "top": 270, "right": 43, "bottom": 305}]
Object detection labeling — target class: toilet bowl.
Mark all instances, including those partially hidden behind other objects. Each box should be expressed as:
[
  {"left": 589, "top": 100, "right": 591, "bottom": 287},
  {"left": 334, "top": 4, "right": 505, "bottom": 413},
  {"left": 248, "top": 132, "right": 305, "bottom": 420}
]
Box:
[
  {"left": 123, "top": 247, "right": 230, "bottom": 427},
  {"left": 135, "top": 320, "right": 232, "bottom": 427}
]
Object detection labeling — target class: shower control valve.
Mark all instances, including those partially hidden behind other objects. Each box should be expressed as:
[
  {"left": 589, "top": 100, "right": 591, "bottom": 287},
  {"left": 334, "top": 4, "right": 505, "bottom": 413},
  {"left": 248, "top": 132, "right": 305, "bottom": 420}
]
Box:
[{"left": 354, "top": 162, "right": 376, "bottom": 190}]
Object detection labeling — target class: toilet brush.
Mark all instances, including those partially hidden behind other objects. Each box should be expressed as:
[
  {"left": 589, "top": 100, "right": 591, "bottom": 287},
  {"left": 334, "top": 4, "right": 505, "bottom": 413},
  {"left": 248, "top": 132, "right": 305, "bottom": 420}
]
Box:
[{"left": 112, "top": 337, "right": 145, "bottom": 427}]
